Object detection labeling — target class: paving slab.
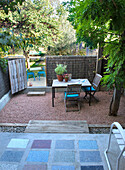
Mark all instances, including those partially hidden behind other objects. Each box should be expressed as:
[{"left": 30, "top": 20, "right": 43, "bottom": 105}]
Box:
[
  {"left": 0, "top": 132, "right": 124, "bottom": 170},
  {"left": 25, "top": 120, "right": 89, "bottom": 133},
  {"left": 27, "top": 91, "right": 45, "bottom": 96}
]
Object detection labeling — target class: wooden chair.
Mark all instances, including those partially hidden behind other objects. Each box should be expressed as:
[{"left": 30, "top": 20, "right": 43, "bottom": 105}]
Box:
[
  {"left": 104, "top": 122, "right": 125, "bottom": 170},
  {"left": 82, "top": 73, "right": 102, "bottom": 102},
  {"left": 64, "top": 84, "right": 81, "bottom": 112}
]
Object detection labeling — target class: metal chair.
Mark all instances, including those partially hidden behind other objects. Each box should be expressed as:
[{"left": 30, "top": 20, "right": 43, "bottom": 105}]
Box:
[
  {"left": 37, "top": 66, "right": 46, "bottom": 80},
  {"left": 82, "top": 73, "right": 102, "bottom": 102},
  {"left": 64, "top": 84, "right": 81, "bottom": 112},
  {"left": 27, "top": 69, "right": 35, "bottom": 81}
]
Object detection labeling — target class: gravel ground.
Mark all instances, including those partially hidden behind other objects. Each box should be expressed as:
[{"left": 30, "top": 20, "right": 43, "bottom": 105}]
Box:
[
  {"left": 0, "top": 126, "right": 110, "bottom": 134},
  {"left": 0, "top": 91, "right": 125, "bottom": 126}
]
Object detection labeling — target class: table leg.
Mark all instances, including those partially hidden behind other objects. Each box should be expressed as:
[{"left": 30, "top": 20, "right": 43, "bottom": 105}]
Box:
[
  {"left": 52, "top": 87, "right": 55, "bottom": 107},
  {"left": 89, "top": 86, "right": 91, "bottom": 106}
]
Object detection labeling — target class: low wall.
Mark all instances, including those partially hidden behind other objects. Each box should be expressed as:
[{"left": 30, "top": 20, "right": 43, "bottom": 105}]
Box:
[
  {"left": 0, "top": 66, "right": 10, "bottom": 99},
  {"left": 46, "top": 55, "right": 97, "bottom": 86}
]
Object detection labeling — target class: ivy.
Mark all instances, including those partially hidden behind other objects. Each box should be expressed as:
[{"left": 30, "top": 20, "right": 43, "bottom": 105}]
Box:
[{"left": 0, "top": 57, "right": 8, "bottom": 72}]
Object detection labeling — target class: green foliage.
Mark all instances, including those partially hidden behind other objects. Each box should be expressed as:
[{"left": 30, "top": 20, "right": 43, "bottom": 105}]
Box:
[
  {"left": 0, "top": 0, "right": 25, "bottom": 14},
  {"left": 0, "top": 57, "right": 8, "bottom": 72},
  {"left": 67, "top": 0, "right": 125, "bottom": 89},
  {"left": 55, "top": 64, "right": 67, "bottom": 75},
  {"left": 47, "top": 4, "right": 76, "bottom": 55}
]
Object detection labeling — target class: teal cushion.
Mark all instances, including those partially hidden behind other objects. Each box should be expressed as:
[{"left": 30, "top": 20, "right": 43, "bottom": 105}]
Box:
[
  {"left": 82, "top": 86, "right": 95, "bottom": 92},
  {"left": 64, "top": 92, "right": 79, "bottom": 99}
]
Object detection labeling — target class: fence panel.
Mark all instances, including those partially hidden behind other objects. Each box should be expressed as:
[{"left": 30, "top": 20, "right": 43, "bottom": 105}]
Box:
[{"left": 8, "top": 58, "right": 27, "bottom": 94}]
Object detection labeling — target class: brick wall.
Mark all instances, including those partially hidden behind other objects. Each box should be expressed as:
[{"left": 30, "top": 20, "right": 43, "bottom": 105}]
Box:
[
  {"left": 46, "top": 55, "right": 97, "bottom": 86},
  {"left": 0, "top": 66, "right": 10, "bottom": 99}
]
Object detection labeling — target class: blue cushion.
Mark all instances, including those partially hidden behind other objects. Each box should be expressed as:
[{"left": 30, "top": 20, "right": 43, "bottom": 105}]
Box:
[
  {"left": 64, "top": 92, "right": 79, "bottom": 99},
  {"left": 82, "top": 86, "right": 95, "bottom": 92}
]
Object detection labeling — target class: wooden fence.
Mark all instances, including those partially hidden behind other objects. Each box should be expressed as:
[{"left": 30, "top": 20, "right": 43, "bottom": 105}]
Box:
[{"left": 8, "top": 59, "right": 27, "bottom": 94}]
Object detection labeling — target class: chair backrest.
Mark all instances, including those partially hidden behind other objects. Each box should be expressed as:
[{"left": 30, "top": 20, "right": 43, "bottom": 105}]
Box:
[
  {"left": 92, "top": 73, "right": 102, "bottom": 89},
  {"left": 67, "top": 84, "right": 81, "bottom": 95}
]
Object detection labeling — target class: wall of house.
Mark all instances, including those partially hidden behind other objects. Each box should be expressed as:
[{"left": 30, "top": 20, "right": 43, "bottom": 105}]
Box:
[
  {"left": 0, "top": 66, "right": 10, "bottom": 99},
  {"left": 46, "top": 55, "right": 97, "bottom": 86}
]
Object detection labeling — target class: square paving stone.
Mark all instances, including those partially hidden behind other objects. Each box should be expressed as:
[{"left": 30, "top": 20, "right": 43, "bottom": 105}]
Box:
[
  {"left": 55, "top": 140, "right": 74, "bottom": 149},
  {"left": 79, "top": 140, "right": 98, "bottom": 150},
  {"left": 23, "top": 164, "right": 47, "bottom": 170},
  {"left": 31, "top": 140, "right": 51, "bottom": 149},
  {"left": 81, "top": 165, "right": 104, "bottom": 170},
  {"left": 27, "top": 151, "right": 49, "bottom": 162},
  {"left": 52, "top": 165, "right": 75, "bottom": 170},
  {"left": 0, "top": 151, "right": 24, "bottom": 162},
  {"left": 53, "top": 151, "right": 75, "bottom": 163},
  {"left": 80, "top": 151, "right": 102, "bottom": 162},
  {"left": 7, "top": 139, "right": 29, "bottom": 148},
  {"left": 0, "top": 163, "right": 18, "bottom": 170}
]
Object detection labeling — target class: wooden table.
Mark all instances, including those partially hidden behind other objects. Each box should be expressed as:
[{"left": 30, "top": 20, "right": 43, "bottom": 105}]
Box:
[{"left": 52, "top": 79, "right": 92, "bottom": 107}]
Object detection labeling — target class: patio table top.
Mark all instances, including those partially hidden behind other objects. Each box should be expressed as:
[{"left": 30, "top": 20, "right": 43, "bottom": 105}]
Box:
[{"left": 52, "top": 79, "right": 91, "bottom": 88}]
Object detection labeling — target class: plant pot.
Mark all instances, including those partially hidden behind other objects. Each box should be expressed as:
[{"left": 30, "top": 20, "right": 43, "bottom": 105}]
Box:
[
  {"left": 57, "top": 74, "right": 63, "bottom": 81},
  {"left": 65, "top": 78, "right": 68, "bottom": 82}
]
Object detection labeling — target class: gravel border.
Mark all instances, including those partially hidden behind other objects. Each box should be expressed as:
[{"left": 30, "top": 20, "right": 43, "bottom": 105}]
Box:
[
  {"left": 0, "top": 123, "right": 124, "bottom": 133},
  {"left": 0, "top": 124, "right": 110, "bottom": 134}
]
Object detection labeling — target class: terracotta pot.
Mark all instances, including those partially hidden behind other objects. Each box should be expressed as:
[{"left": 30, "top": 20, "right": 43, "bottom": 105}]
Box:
[
  {"left": 65, "top": 78, "right": 68, "bottom": 82},
  {"left": 57, "top": 75, "right": 63, "bottom": 81}
]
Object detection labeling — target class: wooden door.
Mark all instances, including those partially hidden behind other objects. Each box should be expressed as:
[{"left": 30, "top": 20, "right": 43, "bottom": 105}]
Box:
[{"left": 8, "top": 58, "right": 27, "bottom": 94}]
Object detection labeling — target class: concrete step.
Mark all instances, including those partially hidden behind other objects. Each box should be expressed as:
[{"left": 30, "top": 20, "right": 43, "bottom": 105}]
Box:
[
  {"left": 25, "top": 120, "right": 89, "bottom": 133},
  {"left": 27, "top": 91, "right": 45, "bottom": 96}
]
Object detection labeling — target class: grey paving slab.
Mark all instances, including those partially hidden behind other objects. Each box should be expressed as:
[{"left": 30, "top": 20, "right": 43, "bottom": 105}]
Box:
[
  {"left": 80, "top": 151, "right": 102, "bottom": 162},
  {"left": 55, "top": 140, "right": 74, "bottom": 149},
  {"left": 0, "top": 151, "right": 24, "bottom": 162},
  {"left": 52, "top": 165, "right": 75, "bottom": 170},
  {"left": 53, "top": 151, "right": 75, "bottom": 162},
  {"left": 23, "top": 164, "right": 47, "bottom": 170}
]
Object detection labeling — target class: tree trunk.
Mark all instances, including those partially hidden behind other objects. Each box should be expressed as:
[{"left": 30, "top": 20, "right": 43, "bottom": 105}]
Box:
[
  {"left": 23, "top": 50, "right": 30, "bottom": 69},
  {"left": 109, "top": 87, "right": 121, "bottom": 116},
  {"left": 96, "top": 45, "right": 103, "bottom": 74}
]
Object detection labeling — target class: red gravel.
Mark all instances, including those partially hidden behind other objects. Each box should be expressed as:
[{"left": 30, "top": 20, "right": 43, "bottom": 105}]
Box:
[{"left": 0, "top": 91, "right": 125, "bottom": 125}]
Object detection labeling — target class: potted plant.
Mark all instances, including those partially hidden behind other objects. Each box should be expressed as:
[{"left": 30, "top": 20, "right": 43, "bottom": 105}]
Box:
[
  {"left": 63, "top": 74, "right": 69, "bottom": 82},
  {"left": 55, "top": 64, "right": 67, "bottom": 81}
]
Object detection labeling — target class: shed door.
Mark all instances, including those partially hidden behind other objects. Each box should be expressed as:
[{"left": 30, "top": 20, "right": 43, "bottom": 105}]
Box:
[{"left": 8, "top": 58, "right": 27, "bottom": 94}]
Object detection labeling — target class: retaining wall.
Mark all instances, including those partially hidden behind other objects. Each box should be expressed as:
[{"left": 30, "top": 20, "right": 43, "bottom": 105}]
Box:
[
  {"left": 46, "top": 55, "right": 97, "bottom": 86},
  {"left": 0, "top": 66, "right": 10, "bottom": 99}
]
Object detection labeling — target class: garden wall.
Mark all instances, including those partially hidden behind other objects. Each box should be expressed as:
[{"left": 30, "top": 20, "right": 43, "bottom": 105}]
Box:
[
  {"left": 0, "top": 66, "right": 10, "bottom": 99},
  {"left": 46, "top": 55, "right": 97, "bottom": 86}
]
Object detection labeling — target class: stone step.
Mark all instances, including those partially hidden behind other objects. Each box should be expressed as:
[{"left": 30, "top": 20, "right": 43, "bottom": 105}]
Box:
[
  {"left": 27, "top": 91, "right": 45, "bottom": 96},
  {"left": 24, "top": 120, "right": 89, "bottom": 133}
]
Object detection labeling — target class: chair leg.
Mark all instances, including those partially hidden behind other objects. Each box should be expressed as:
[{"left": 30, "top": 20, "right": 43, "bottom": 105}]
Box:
[{"left": 84, "top": 92, "right": 88, "bottom": 99}]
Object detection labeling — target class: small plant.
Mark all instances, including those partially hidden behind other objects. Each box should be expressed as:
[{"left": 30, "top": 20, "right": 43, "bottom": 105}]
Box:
[
  {"left": 55, "top": 64, "right": 67, "bottom": 75},
  {"left": 63, "top": 74, "right": 69, "bottom": 79}
]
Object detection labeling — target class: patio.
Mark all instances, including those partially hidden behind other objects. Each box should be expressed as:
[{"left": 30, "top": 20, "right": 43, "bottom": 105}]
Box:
[
  {"left": 0, "top": 132, "right": 124, "bottom": 170},
  {"left": 0, "top": 91, "right": 125, "bottom": 125}
]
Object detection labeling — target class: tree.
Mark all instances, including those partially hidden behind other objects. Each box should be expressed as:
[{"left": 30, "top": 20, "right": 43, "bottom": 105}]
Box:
[
  {"left": 47, "top": 3, "right": 76, "bottom": 55},
  {"left": 66, "top": 0, "right": 125, "bottom": 116},
  {"left": 0, "top": 0, "right": 25, "bottom": 70},
  {"left": 5, "top": 0, "right": 59, "bottom": 68},
  {"left": 0, "top": 0, "right": 59, "bottom": 68}
]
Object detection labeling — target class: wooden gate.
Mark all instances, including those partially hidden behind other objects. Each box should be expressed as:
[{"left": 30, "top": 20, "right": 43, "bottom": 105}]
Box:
[{"left": 8, "top": 58, "right": 27, "bottom": 94}]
